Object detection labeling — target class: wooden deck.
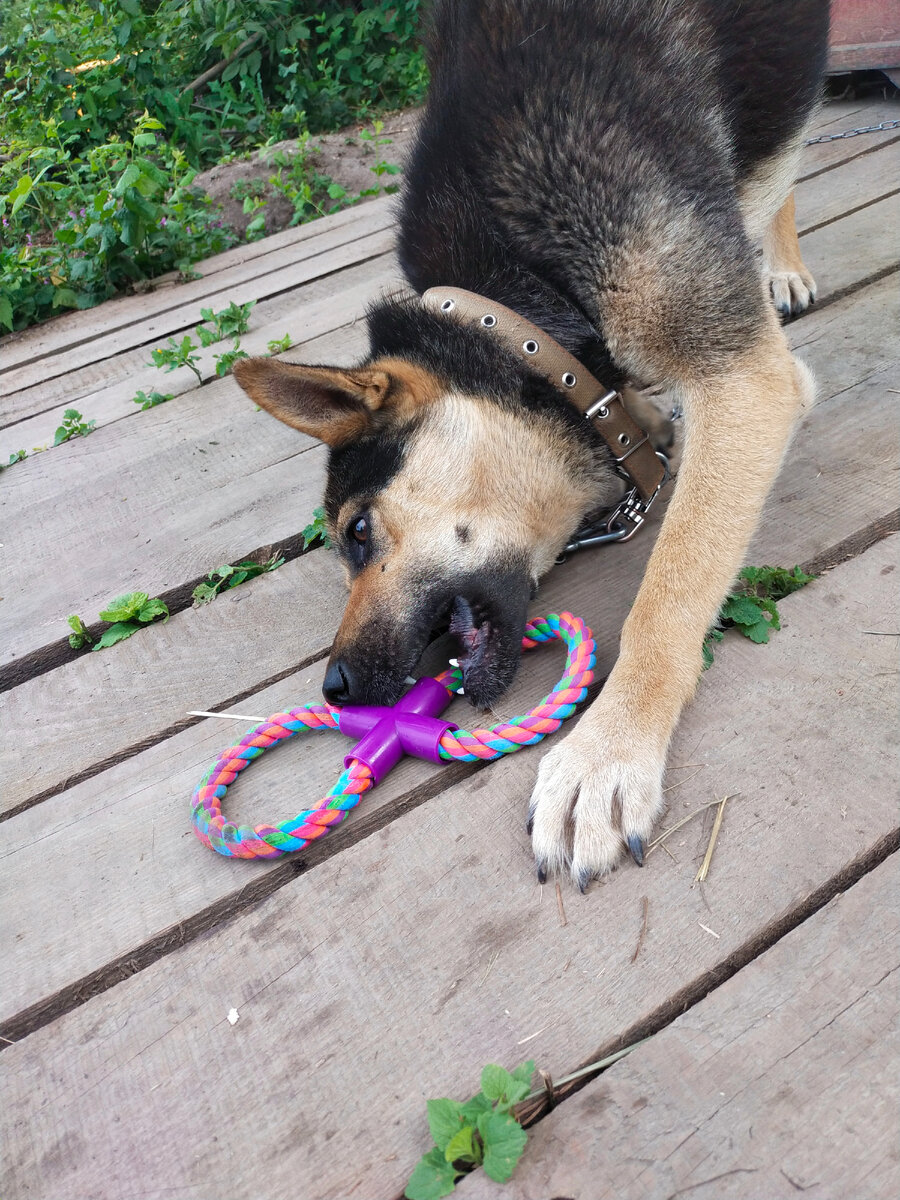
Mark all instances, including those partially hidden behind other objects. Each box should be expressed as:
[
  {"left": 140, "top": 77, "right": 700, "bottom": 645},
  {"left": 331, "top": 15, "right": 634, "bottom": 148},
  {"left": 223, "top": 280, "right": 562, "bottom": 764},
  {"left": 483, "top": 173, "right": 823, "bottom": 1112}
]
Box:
[{"left": 1, "top": 97, "right": 898, "bottom": 1200}]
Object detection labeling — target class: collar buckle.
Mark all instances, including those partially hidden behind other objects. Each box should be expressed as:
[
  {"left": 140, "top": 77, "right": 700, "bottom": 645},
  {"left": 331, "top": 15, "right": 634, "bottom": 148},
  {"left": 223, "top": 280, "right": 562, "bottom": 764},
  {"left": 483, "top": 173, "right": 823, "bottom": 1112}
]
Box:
[{"left": 558, "top": 451, "right": 670, "bottom": 561}]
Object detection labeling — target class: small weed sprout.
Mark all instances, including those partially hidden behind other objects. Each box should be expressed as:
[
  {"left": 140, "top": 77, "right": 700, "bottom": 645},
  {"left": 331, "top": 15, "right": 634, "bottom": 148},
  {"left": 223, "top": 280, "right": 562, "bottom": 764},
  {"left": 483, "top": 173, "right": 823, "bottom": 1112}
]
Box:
[
  {"left": 150, "top": 335, "right": 202, "bottom": 381},
  {"left": 702, "top": 564, "right": 817, "bottom": 668},
  {"left": 132, "top": 390, "right": 173, "bottom": 410},
  {"left": 214, "top": 342, "right": 250, "bottom": 377},
  {"left": 67, "top": 591, "right": 169, "bottom": 652},
  {"left": 54, "top": 409, "right": 96, "bottom": 446},
  {"left": 266, "top": 334, "right": 292, "bottom": 355},
  {"left": 196, "top": 300, "right": 256, "bottom": 347},
  {"left": 192, "top": 552, "right": 285, "bottom": 606},
  {"left": 1, "top": 449, "right": 28, "bottom": 469},
  {"left": 405, "top": 1061, "right": 534, "bottom": 1199},
  {"left": 301, "top": 506, "right": 331, "bottom": 550}
]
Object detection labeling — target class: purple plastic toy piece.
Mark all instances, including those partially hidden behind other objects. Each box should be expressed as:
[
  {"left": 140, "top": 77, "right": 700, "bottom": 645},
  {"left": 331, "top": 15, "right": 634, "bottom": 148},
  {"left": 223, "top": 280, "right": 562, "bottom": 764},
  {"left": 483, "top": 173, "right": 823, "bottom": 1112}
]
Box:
[{"left": 339, "top": 677, "right": 458, "bottom": 783}]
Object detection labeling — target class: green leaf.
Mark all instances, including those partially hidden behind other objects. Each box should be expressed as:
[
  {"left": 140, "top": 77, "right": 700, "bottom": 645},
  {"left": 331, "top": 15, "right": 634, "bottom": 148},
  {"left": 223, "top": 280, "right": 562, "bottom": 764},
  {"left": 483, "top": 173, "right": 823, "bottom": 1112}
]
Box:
[
  {"left": 55, "top": 229, "right": 77, "bottom": 245},
  {"left": 0, "top": 296, "right": 13, "bottom": 332},
  {"left": 742, "top": 618, "right": 774, "bottom": 645},
  {"left": 480, "top": 1064, "right": 515, "bottom": 1102},
  {"left": 404, "top": 1147, "right": 459, "bottom": 1200},
  {"left": 477, "top": 1111, "right": 528, "bottom": 1184},
  {"left": 53, "top": 425, "right": 69, "bottom": 446},
  {"left": 721, "top": 594, "right": 767, "bottom": 629},
  {"left": 459, "top": 1093, "right": 493, "bottom": 1123},
  {"left": 118, "top": 0, "right": 141, "bottom": 16},
  {"left": 702, "top": 628, "right": 724, "bottom": 670},
  {"left": 53, "top": 287, "right": 81, "bottom": 310},
  {"left": 113, "top": 162, "right": 142, "bottom": 196},
  {"left": 136, "top": 597, "right": 168, "bottom": 623},
  {"left": 191, "top": 582, "right": 218, "bottom": 607},
  {"left": 511, "top": 1060, "right": 535, "bottom": 1085},
  {"left": 99, "top": 591, "right": 148, "bottom": 622},
  {"left": 443, "top": 1124, "right": 477, "bottom": 1165},
  {"left": 426, "top": 1098, "right": 464, "bottom": 1152},
  {"left": 92, "top": 621, "right": 140, "bottom": 650}
]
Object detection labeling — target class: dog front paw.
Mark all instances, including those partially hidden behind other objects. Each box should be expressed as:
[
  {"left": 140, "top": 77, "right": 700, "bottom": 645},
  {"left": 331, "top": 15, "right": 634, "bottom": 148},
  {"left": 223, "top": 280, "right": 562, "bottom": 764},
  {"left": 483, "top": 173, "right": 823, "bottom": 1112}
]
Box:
[
  {"left": 528, "top": 723, "right": 666, "bottom": 890},
  {"left": 765, "top": 265, "right": 817, "bottom": 317}
]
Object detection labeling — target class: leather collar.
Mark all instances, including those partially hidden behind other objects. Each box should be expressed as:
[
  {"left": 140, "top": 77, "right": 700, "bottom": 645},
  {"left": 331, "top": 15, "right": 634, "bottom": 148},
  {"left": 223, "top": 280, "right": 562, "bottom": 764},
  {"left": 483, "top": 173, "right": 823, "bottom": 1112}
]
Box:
[{"left": 421, "top": 286, "right": 666, "bottom": 502}]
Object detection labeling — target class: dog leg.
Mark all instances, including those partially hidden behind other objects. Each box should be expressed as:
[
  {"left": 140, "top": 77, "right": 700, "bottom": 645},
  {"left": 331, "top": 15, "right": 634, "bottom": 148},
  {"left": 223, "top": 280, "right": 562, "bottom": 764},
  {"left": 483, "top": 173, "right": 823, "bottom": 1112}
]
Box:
[
  {"left": 763, "top": 191, "right": 817, "bottom": 317},
  {"left": 529, "top": 312, "right": 814, "bottom": 888}
]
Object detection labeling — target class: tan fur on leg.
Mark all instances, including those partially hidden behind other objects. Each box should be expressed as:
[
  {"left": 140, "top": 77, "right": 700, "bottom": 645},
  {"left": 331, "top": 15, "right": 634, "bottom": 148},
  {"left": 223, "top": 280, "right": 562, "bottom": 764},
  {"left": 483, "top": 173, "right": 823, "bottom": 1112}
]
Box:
[
  {"left": 763, "top": 191, "right": 817, "bottom": 317},
  {"left": 530, "top": 314, "right": 814, "bottom": 886}
]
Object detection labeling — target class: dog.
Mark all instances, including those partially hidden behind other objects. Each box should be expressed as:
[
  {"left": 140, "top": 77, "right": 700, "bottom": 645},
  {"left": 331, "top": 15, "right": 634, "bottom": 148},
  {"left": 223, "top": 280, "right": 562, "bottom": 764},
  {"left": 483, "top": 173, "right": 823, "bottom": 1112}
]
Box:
[{"left": 233, "top": 0, "right": 828, "bottom": 889}]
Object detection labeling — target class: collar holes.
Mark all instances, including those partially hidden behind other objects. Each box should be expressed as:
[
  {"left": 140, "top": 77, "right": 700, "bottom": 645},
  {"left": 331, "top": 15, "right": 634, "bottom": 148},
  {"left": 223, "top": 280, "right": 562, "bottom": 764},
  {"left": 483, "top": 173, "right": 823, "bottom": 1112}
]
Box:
[
  {"left": 523, "top": 339, "right": 539, "bottom": 354},
  {"left": 441, "top": 298, "right": 455, "bottom": 311},
  {"left": 481, "top": 313, "right": 497, "bottom": 327},
  {"left": 562, "top": 371, "right": 577, "bottom": 387}
]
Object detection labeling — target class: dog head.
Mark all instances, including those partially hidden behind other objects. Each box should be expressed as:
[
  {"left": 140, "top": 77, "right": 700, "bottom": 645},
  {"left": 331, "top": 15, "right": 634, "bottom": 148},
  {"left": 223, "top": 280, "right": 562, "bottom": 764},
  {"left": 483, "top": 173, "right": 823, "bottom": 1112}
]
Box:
[{"left": 233, "top": 297, "right": 620, "bottom": 708}]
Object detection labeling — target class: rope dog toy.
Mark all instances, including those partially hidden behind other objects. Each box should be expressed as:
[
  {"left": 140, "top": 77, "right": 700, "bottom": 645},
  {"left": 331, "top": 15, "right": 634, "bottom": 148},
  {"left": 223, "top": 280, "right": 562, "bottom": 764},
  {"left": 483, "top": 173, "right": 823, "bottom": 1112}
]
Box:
[{"left": 191, "top": 611, "right": 595, "bottom": 859}]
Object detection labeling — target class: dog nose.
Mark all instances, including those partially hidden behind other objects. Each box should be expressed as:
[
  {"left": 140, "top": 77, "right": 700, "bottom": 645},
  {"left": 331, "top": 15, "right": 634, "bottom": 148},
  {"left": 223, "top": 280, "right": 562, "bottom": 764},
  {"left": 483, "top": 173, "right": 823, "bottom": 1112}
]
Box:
[{"left": 322, "top": 659, "right": 356, "bottom": 705}]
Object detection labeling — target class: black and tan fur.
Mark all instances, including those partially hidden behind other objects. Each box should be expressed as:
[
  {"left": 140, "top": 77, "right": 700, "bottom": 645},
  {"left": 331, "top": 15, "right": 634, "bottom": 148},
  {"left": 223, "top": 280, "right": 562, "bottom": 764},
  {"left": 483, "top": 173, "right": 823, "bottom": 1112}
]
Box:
[{"left": 234, "top": 0, "right": 829, "bottom": 888}]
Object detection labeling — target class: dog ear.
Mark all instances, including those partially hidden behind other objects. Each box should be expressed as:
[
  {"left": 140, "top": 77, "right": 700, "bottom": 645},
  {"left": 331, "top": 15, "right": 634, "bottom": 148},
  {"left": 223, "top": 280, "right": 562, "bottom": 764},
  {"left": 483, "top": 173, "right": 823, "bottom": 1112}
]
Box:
[{"left": 232, "top": 358, "right": 394, "bottom": 447}]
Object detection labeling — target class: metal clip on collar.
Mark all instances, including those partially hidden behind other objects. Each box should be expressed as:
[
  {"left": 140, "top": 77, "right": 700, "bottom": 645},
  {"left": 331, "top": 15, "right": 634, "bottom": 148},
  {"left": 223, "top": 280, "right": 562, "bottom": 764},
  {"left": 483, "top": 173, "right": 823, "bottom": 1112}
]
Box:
[{"left": 559, "top": 449, "right": 670, "bottom": 561}]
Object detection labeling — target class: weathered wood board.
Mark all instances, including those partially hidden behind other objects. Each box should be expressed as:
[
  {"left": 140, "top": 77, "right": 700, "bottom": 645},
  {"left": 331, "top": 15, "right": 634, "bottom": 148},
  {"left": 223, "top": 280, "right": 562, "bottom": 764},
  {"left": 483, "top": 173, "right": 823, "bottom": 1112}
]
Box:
[
  {"left": 460, "top": 857, "right": 900, "bottom": 1200},
  {"left": 1, "top": 538, "right": 896, "bottom": 1198}
]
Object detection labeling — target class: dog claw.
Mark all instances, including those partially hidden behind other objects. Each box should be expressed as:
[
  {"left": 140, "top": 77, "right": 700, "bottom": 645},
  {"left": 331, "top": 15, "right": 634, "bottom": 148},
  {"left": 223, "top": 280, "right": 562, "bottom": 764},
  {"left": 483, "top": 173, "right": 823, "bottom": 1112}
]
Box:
[
  {"left": 626, "top": 834, "right": 645, "bottom": 867},
  {"left": 536, "top": 861, "right": 548, "bottom": 884},
  {"left": 576, "top": 868, "right": 592, "bottom": 894},
  {"left": 526, "top": 812, "right": 534, "bottom": 835}
]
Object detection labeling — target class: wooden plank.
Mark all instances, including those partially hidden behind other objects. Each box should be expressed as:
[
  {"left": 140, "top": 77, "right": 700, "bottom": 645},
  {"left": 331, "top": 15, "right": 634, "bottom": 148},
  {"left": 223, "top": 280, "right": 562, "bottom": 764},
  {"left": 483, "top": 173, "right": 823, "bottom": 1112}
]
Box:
[
  {"left": 0, "top": 197, "right": 394, "bottom": 379},
  {"left": 798, "top": 188, "right": 900, "bottom": 296},
  {"left": 795, "top": 137, "right": 900, "bottom": 233},
  {"left": 0, "top": 258, "right": 400, "bottom": 460},
  {"left": 2, "top": 270, "right": 896, "bottom": 809},
  {"left": 0, "top": 250, "right": 398, "bottom": 430},
  {"left": 460, "top": 858, "right": 900, "bottom": 1200},
  {"left": 0, "top": 225, "right": 395, "bottom": 396},
  {"left": 0, "top": 538, "right": 896, "bottom": 1198}
]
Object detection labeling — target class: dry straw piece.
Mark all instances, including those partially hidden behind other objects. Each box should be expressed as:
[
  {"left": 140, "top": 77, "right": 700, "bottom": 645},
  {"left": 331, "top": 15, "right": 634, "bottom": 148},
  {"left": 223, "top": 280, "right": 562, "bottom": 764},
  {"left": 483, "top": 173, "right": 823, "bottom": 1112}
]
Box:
[{"left": 695, "top": 795, "right": 732, "bottom": 882}]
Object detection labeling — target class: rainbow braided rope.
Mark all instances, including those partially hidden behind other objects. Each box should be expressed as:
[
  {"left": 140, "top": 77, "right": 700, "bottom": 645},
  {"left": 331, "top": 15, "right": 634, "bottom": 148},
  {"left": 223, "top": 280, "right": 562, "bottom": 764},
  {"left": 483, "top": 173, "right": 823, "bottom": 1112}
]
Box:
[{"left": 192, "top": 611, "right": 595, "bottom": 859}]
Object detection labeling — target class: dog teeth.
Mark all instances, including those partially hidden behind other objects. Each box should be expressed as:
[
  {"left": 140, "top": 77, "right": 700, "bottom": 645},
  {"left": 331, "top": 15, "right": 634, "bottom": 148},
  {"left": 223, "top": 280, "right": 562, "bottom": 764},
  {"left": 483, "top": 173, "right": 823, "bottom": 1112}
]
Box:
[{"left": 448, "top": 657, "right": 459, "bottom": 668}]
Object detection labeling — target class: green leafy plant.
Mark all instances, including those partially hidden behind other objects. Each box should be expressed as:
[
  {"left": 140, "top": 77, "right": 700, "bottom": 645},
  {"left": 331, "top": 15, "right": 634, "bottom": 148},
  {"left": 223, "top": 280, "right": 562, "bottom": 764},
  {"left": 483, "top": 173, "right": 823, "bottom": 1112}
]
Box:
[
  {"left": 196, "top": 300, "right": 256, "bottom": 346},
  {"left": 301, "top": 506, "right": 332, "bottom": 549},
  {"left": 66, "top": 614, "right": 93, "bottom": 649},
  {"left": 1, "top": 449, "right": 28, "bottom": 469},
  {"left": 54, "top": 408, "right": 96, "bottom": 445},
  {"left": 405, "top": 1061, "right": 534, "bottom": 1199},
  {"left": 191, "top": 551, "right": 285, "bottom": 606},
  {"left": 703, "top": 564, "right": 817, "bottom": 668},
  {"left": 150, "top": 335, "right": 202, "bottom": 382},
  {"left": 266, "top": 333, "right": 292, "bottom": 355},
  {"left": 214, "top": 341, "right": 250, "bottom": 377},
  {"left": 131, "top": 390, "right": 173, "bottom": 410},
  {"left": 67, "top": 590, "right": 169, "bottom": 652}
]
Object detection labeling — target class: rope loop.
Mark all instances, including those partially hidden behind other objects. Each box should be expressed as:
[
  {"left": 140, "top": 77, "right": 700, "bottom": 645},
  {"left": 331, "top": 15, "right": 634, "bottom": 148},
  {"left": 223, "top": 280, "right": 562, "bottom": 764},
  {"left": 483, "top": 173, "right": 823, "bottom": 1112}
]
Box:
[{"left": 191, "top": 612, "right": 594, "bottom": 859}]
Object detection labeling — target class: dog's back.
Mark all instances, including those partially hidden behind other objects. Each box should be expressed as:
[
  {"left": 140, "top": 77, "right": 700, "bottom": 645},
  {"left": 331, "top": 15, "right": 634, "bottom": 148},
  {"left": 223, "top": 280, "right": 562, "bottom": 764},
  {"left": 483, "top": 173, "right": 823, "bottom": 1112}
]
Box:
[{"left": 400, "top": 0, "right": 828, "bottom": 383}]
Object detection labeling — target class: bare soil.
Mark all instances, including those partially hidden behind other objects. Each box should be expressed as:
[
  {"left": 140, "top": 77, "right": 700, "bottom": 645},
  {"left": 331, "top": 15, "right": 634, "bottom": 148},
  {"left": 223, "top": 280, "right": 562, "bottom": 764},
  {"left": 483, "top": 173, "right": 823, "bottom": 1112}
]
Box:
[{"left": 194, "top": 109, "right": 421, "bottom": 240}]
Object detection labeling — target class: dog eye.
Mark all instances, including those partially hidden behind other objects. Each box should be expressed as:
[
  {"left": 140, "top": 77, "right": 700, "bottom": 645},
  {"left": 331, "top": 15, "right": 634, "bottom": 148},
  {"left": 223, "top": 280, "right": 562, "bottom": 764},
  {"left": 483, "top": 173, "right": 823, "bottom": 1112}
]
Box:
[{"left": 346, "top": 513, "right": 371, "bottom": 566}]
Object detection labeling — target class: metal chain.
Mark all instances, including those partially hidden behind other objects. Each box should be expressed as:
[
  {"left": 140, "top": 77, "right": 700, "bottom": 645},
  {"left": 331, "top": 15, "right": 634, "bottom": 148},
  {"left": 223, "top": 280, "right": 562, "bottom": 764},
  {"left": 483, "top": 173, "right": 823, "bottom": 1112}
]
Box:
[{"left": 805, "top": 119, "right": 900, "bottom": 146}]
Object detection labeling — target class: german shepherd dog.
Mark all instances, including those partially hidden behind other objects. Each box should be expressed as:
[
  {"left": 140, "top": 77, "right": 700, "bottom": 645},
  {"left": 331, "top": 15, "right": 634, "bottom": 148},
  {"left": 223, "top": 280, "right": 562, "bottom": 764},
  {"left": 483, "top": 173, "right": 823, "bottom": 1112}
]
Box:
[{"left": 234, "top": 0, "right": 828, "bottom": 888}]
